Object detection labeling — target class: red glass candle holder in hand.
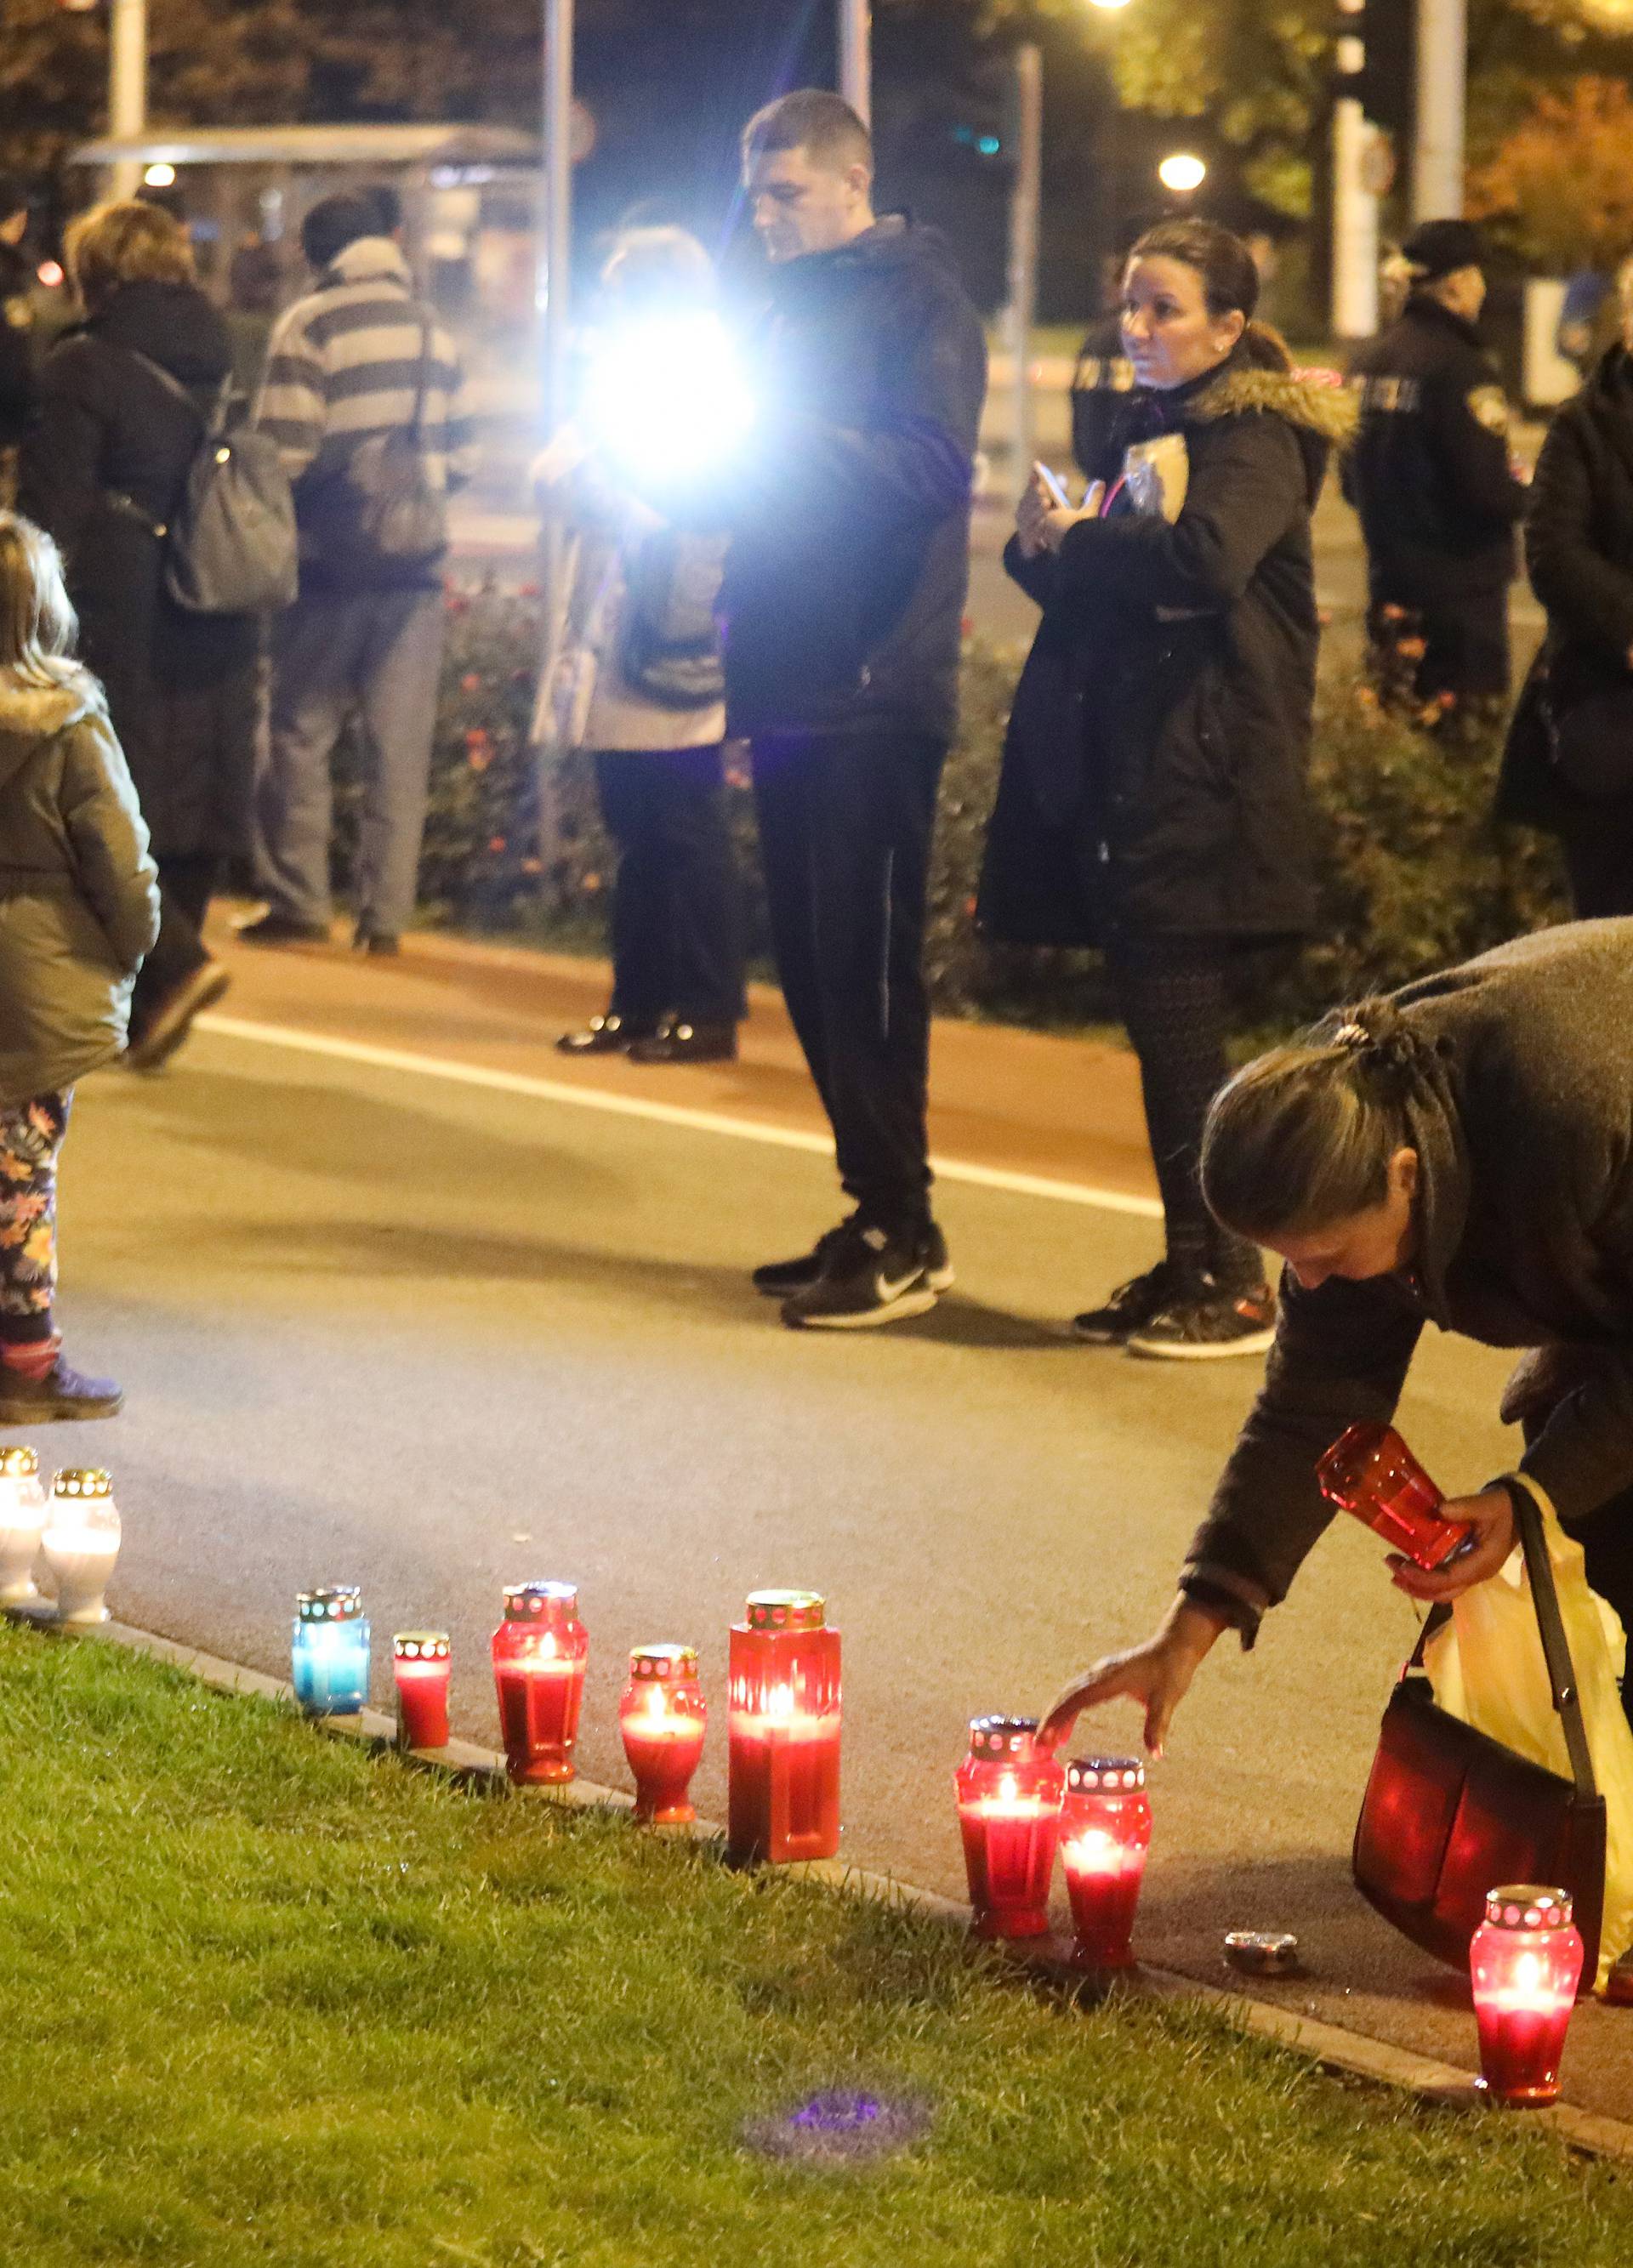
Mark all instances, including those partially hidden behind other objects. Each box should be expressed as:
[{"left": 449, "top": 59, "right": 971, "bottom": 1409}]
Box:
[
  {"left": 1471, "top": 1884, "right": 1585, "bottom": 2106},
  {"left": 392, "top": 1631, "right": 452, "bottom": 1748},
  {"left": 619, "top": 1643, "right": 707, "bottom": 1823},
  {"left": 726, "top": 1589, "right": 841, "bottom": 1865},
  {"left": 954, "top": 1715, "right": 1065, "bottom": 1941},
  {"left": 490, "top": 1581, "right": 588, "bottom": 1784},
  {"left": 1060, "top": 1756, "right": 1152, "bottom": 1969},
  {"left": 1317, "top": 1422, "right": 1476, "bottom": 1572}
]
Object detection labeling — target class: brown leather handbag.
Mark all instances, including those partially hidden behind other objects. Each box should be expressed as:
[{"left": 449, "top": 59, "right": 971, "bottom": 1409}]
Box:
[{"left": 1351, "top": 1483, "right": 1606, "bottom": 1987}]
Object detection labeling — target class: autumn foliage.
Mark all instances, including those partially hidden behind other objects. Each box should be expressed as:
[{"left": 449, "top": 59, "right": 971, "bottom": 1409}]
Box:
[{"left": 1469, "top": 77, "right": 1633, "bottom": 272}]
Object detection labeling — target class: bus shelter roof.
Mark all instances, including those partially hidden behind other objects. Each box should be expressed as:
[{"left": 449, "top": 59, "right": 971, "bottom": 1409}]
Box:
[{"left": 70, "top": 124, "right": 540, "bottom": 171}]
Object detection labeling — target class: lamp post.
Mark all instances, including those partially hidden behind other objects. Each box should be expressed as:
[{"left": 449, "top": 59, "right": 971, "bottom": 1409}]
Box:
[
  {"left": 1413, "top": 0, "right": 1466, "bottom": 220},
  {"left": 1005, "top": 42, "right": 1043, "bottom": 506},
  {"left": 109, "top": 0, "right": 147, "bottom": 201},
  {"left": 839, "top": 0, "right": 872, "bottom": 124}
]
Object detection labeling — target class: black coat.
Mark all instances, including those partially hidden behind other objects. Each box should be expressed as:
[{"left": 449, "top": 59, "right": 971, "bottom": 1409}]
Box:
[
  {"left": 0, "top": 241, "right": 35, "bottom": 453},
  {"left": 1496, "top": 345, "right": 1633, "bottom": 835},
  {"left": 1183, "top": 921, "right": 1633, "bottom": 1637},
  {"left": 17, "top": 281, "right": 258, "bottom": 861},
  {"left": 978, "top": 353, "right": 1351, "bottom": 946},
  {"left": 720, "top": 218, "right": 987, "bottom": 744},
  {"left": 1068, "top": 313, "right": 1135, "bottom": 482},
  {"left": 1344, "top": 296, "right": 1525, "bottom": 605}
]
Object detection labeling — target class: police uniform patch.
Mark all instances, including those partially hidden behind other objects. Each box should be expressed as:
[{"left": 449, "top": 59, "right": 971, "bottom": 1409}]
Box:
[{"left": 1466, "top": 384, "right": 1508, "bottom": 435}]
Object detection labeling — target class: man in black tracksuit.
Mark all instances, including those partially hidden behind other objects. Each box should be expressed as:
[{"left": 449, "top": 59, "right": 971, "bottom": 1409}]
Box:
[
  {"left": 725, "top": 90, "right": 987, "bottom": 1332},
  {"left": 1344, "top": 219, "right": 1527, "bottom": 715}
]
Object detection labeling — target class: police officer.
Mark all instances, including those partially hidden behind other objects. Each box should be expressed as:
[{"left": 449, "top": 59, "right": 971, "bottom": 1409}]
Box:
[
  {"left": 1345, "top": 219, "right": 1526, "bottom": 716},
  {"left": 1068, "top": 310, "right": 1135, "bottom": 484}
]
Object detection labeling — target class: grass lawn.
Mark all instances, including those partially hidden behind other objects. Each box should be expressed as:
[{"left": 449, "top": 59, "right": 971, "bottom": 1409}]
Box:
[{"left": 2, "top": 1626, "right": 1629, "bottom": 2267}]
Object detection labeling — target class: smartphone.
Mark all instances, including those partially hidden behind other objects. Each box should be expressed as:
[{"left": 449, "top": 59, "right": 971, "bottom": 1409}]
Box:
[{"left": 1032, "top": 460, "right": 1073, "bottom": 510}]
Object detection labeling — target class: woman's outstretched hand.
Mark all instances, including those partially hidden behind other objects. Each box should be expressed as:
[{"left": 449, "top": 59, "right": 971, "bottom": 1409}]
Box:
[
  {"left": 1038, "top": 1598, "right": 1229, "bottom": 1761},
  {"left": 1016, "top": 470, "right": 1105, "bottom": 559},
  {"left": 1386, "top": 1483, "right": 1516, "bottom": 1602}
]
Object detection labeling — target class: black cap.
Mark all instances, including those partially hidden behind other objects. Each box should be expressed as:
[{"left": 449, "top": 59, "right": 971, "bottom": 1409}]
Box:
[{"left": 1402, "top": 219, "right": 1487, "bottom": 281}]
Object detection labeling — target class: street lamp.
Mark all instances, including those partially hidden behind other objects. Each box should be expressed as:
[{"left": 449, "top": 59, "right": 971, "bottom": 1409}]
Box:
[{"left": 1158, "top": 152, "right": 1207, "bottom": 195}]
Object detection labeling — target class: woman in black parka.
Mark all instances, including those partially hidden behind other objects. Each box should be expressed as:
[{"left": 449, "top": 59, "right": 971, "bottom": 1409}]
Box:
[
  {"left": 979, "top": 219, "right": 1353, "bottom": 1360},
  {"left": 20, "top": 201, "right": 258, "bottom": 1070},
  {"left": 1496, "top": 255, "right": 1633, "bottom": 917}
]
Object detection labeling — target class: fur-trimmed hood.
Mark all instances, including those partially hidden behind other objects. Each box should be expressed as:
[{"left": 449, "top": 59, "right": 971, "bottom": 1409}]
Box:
[
  {"left": 0, "top": 667, "right": 100, "bottom": 786},
  {"left": 1189, "top": 362, "right": 1359, "bottom": 446}
]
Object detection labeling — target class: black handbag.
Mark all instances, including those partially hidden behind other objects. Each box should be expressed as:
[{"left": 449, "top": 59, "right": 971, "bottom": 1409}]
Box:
[{"left": 1351, "top": 1482, "right": 1606, "bottom": 1987}]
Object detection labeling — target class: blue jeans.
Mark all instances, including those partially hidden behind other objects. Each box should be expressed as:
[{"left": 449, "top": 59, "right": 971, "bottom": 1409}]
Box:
[{"left": 259, "top": 587, "right": 446, "bottom": 937}]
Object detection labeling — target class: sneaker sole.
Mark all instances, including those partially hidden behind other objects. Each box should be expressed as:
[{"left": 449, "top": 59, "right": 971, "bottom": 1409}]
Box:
[
  {"left": 1125, "top": 1326, "right": 1276, "bottom": 1362},
  {"left": 0, "top": 1392, "right": 124, "bottom": 1424},
  {"left": 1070, "top": 1316, "right": 1140, "bottom": 1344},
  {"left": 782, "top": 1284, "right": 942, "bottom": 1332},
  {"left": 757, "top": 1260, "right": 954, "bottom": 1301}
]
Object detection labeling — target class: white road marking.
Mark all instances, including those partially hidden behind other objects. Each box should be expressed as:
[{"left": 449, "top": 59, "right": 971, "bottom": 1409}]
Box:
[{"left": 196, "top": 1012, "right": 1164, "bottom": 1220}]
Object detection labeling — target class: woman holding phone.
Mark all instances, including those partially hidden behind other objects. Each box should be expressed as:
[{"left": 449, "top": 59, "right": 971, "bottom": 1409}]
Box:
[{"left": 980, "top": 219, "right": 1353, "bottom": 1357}]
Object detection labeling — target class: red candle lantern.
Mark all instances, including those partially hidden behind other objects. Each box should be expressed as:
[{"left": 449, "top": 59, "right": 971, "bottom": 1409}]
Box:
[
  {"left": 619, "top": 1644, "right": 708, "bottom": 1823},
  {"left": 392, "top": 1631, "right": 452, "bottom": 1749},
  {"left": 490, "top": 1581, "right": 588, "bottom": 1784},
  {"left": 1317, "top": 1422, "right": 1476, "bottom": 1572},
  {"left": 1470, "top": 1885, "right": 1585, "bottom": 2107},
  {"left": 953, "top": 1715, "right": 1065, "bottom": 1940},
  {"left": 726, "top": 1589, "right": 841, "bottom": 1865},
  {"left": 1058, "top": 1755, "right": 1152, "bottom": 1968}
]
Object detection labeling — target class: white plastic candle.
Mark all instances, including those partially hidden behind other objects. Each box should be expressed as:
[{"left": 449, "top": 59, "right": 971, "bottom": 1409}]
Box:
[
  {"left": 0, "top": 1446, "right": 48, "bottom": 1603},
  {"left": 42, "top": 1470, "right": 120, "bottom": 1625}
]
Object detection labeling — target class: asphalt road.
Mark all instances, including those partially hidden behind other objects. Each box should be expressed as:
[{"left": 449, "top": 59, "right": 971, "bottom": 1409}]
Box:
[{"left": 17, "top": 934, "right": 1633, "bottom": 2120}]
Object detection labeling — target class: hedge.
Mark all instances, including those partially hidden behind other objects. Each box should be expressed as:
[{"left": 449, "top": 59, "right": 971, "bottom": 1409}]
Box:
[{"left": 337, "top": 580, "right": 1568, "bottom": 1035}]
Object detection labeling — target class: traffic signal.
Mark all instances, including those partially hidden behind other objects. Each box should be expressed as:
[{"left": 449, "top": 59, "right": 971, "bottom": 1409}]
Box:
[{"left": 1334, "top": 0, "right": 1414, "bottom": 141}]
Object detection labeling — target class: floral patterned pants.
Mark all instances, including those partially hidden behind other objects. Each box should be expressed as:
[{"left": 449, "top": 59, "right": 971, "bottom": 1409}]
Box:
[{"left": 0, "top": 1092, "right": 70, "bottom": 1343}]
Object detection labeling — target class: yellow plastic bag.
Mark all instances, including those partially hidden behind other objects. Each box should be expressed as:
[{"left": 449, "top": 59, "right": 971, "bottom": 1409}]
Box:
[{"left": 1424, "top": 1477, "right": 1633, "bottom": 1990}]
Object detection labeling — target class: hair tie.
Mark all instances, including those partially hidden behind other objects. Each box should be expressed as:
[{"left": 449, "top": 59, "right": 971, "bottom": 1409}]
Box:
[{"left": 1333, "top": 1021, "right": 1370, "bottom": 1051}]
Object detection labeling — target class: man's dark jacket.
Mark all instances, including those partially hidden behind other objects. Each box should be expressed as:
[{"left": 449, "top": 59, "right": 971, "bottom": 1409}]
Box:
[
  {"left": 1345, "top": 294, "right": 1526, "bottom": 605},
  {"left": 1184, "top": 920, "right": 1633, "bottom": 1640},
  {"left": 18, "top": 281, "right": 258, "bottom": 861},
  {"left": 720, "top": 218, "right": 987, "bottom": 744},
  {"left": 979, "top": 349, "right": 1350, "bottom": 947},
  {"left": 0, "top": 240, "right": 35, "bottom": 452},
  {"left": 1497, "top": 344, "right": 1633, "bottom": 834}
]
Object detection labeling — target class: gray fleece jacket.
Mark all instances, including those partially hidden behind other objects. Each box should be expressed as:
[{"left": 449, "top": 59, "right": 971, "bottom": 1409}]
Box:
[
  {"left": 0, "top": 668, "right": 159, "bottom": 1108},
  {"left": 1184, "top": 918, "right": 1633, "bottom": 1639}
]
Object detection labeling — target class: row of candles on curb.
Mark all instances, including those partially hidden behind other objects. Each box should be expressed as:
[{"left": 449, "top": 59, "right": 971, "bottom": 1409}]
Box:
[{"left": 0, "top": 1441, "right": 1586, "bottom": 2108}]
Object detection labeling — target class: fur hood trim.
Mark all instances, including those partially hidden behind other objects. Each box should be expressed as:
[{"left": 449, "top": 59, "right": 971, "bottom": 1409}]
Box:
[
  {"left": 0, "top": 666, "right": 100, "bottom": 742},
  {"left": 1189, "top": 365, "right": 1359, "bottom": 446}
]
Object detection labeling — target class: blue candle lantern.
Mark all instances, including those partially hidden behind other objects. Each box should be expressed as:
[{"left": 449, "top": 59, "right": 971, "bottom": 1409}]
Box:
[{"left": 291, "top": 1586, "right": 370, "bottom": 1716}]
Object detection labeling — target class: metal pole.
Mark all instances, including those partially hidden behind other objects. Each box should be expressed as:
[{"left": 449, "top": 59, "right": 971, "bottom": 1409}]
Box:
[
  {"left": 1412, "top": 0, "right": 1466, "bottom": 219},
  {"left": 534, "top": 0, "right": 576, "bottom": 856},
  {"left": 839, "top": 0, "right": 872, "bottom": 125},
  {"left": 1331, "top": 98, "right": 1380, "bottom": 339},
  {"left": 1007, "top": 42, "right": 1042, "bottom": 505},
  {"left": 109, "top": 0, "right": 147, "bottom": 201}
]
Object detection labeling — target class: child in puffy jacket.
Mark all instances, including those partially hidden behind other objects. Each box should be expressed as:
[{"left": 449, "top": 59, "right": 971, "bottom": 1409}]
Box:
[{"left": 0, "top": 512, "right": 158, "bottom": 1423}]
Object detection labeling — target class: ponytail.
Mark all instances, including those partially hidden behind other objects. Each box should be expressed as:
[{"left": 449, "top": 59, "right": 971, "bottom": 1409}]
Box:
[{"left": 1200, "top": 1002, "right": 1432, "bottom": 1240}]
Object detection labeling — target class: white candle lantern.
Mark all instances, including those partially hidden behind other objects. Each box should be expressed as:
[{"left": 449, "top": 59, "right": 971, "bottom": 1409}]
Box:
[
  {"left": 0, "top": 1446, "right": 48, "bottom": 1604},
  {"left": 42, "top": 1469, "right": 121, "bottom": 1625}
]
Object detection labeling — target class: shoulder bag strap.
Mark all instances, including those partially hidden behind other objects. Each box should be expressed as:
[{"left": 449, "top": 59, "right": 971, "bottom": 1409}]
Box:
[
  {"left": 408, "top": 316, "right": 434, "bottom": 445},
  {"left": 1504, "top": 1473, "right": 1599, "bottom": 1802}
]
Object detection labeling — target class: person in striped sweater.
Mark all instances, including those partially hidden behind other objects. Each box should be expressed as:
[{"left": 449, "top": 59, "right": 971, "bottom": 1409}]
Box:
[{"left": 243, "top": 190, "right": 480, "bottom": 957}]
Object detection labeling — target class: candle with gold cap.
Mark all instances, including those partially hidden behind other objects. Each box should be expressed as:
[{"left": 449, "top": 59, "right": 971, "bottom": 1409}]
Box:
[
  {"left": 1471, "top": 1885, "right": 1585, "bottom": 2106},
  {"left": 490, "top": 1581, "right": 588, "bottom": 1783},
  {"left": 620, "top": 1644, "right": 707, "bottom": 1822},
  {"left": 0, "top": 1446, "right": 48, "bottom": 1604},
  {"left": 727, "top": 1589, "right": 841, "bottom": 1864},
  {"left": 291, "top": 1586, "right": 370, "bottom": 1715},
  {"left": 392, "top": 1631, "right": 452, "bottom": 1748},
  {"left": 1059, "top": 1756, "right": 1152, "bottom": 1968},
  {"left": 953, "top": 1716, "right": 1064, "bottom": 1940},
  {"left": 41, "top": 1470, "right": 120, "bottom": 1625}
]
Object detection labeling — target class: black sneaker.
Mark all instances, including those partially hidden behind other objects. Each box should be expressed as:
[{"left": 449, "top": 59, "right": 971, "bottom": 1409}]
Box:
[
  {"left": 125, "top": 961, "right": 231, "bottom": 1072},
  {"left": 0, "top": 1358, "right": 123, "bottom": 1424},
  {"left": 755, "top": 1217, "right": 953, "bottom": 1299},
  {"left": 1126, "top": 1283, "right": 1277, "bottom": 1361},
  {"left": 235, "top": 912, "right": 330, "bottom": 946},
  {"left": 354, "top": 924, "right": 401, "bottom": 958},
  {"left": 780, "top": 1220, "right": 946, "bottom": 1332},
  {"left": 555, "top": 1015, "right": 657, "bottom": 1057},
  {"left": 1071, "top": 1261, "right": 1182, "bottom": 1344}
]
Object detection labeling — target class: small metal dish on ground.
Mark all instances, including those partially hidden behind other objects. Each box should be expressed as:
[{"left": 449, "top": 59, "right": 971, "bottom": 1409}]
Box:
[{"left": 1223, "top": 1930, "right": 1300, "bottom": 1978}]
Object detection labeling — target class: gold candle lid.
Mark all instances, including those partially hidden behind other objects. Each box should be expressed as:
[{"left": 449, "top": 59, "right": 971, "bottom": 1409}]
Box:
[
  {"left": 393, "top": 1631, "right": 451, "bottom": 1662},
  {"left": 0, "top": 1446, "right": 40, "bottom": 1479},
  {"left": 630, "top": 1643, "right": 698, "bottom": 1680},
  {"left": 52, "top": 1469, "right": 112, "bottom": 1498},
  {"left": 744, "top": 1589, "right": 825, "bottom": 1632}
]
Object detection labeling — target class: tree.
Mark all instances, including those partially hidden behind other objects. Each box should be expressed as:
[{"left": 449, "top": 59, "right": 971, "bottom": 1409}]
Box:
[{"left": 1468, "top": 75, "right": 1633, "bottom": 269}]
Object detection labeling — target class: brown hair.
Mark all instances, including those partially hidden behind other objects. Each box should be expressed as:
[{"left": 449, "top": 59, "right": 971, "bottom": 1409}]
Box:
[
  {"left": 0, "top": 512, "right": 83, "bottom": 691},
  {"left": 65, "top": 199, "right": 195, "bottom": 313},
  {"left": 1126, "top": 219, "right": 1291, "bottom": 372},
  {"left": 742, "top": 90, "right": 873, "bottom": 177},
  {"left": 1200, "top": 1006, "right": 1426, "bottom": 1240}
]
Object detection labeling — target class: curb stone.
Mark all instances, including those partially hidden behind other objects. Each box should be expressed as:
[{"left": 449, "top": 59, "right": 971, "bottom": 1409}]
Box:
[{"left": 14, "top": 1606, "right": 1633, "bottom": 2169}]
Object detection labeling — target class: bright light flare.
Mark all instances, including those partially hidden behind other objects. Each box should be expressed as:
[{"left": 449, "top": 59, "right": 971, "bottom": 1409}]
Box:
[
  {"left": 143, "top": 162, "right": 177, "bottom": 189},
  {"left": 584, "top": 311, "right": 755, "bottom": 484},
  {"left": 1158, "top": 152, "right": 1208, "bottom": 194}
]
